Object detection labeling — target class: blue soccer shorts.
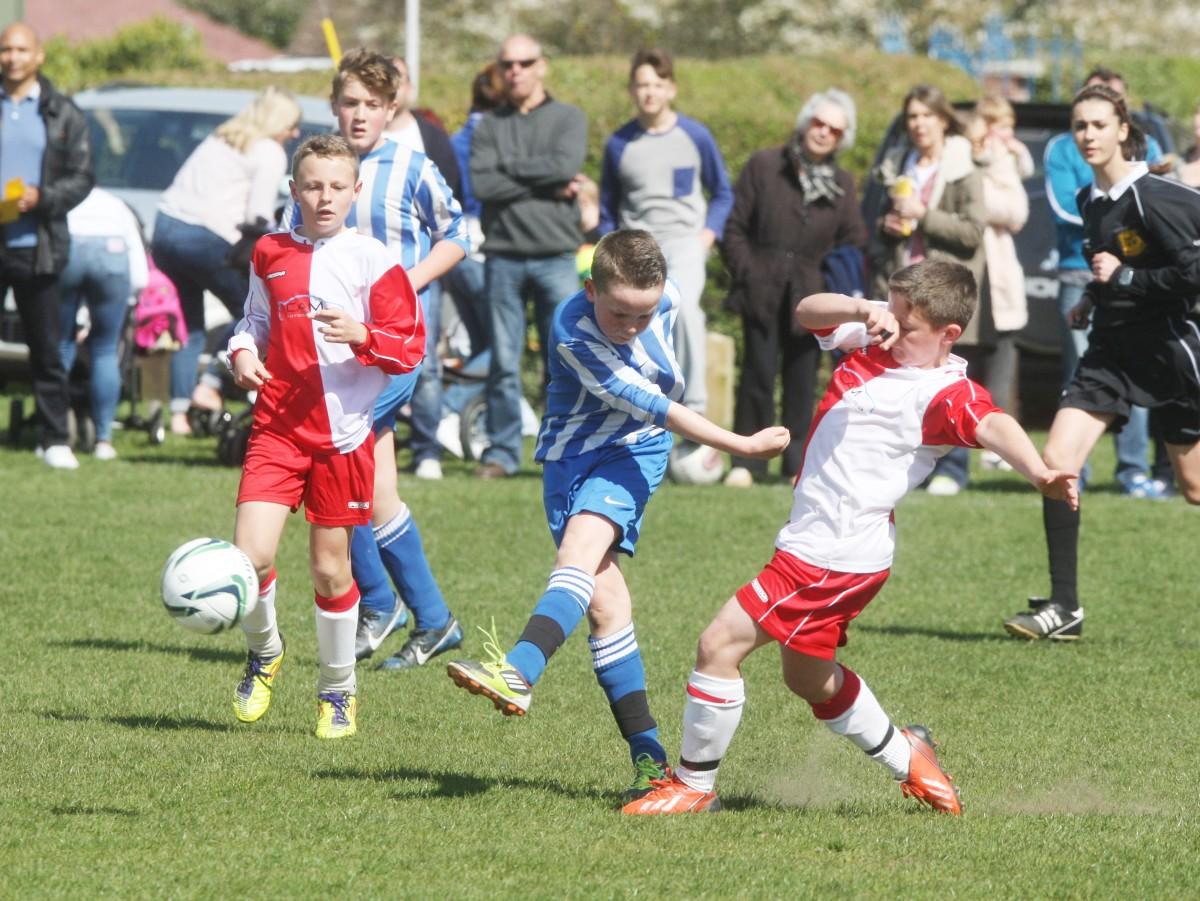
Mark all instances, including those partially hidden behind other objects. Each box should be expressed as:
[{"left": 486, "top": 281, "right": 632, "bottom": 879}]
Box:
[
  {"left": 371, "top": 363, "right": 424, "bottom": 434},
  {"left": 542, "top": 430, "right": 671, "bottom": 556}
]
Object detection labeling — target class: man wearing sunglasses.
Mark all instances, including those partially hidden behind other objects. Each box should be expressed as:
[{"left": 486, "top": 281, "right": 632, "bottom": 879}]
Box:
[{"left": 470, "top": 33, "right": 588, "bottom": 479}]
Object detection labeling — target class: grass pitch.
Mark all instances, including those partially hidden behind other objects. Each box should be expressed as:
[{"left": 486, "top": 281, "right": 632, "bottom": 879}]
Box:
[{"left": 1, "top": 423, "right": 1196, "bottom": 898}]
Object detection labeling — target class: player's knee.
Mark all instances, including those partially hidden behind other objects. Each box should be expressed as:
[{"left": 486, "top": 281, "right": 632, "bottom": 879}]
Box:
[
  {"left": 1179, "top": 480, "right": 1200, "bottom": 506},
  {"left": 309, "top": 556, "right": 350, "bottom": 595},
  {"left": 695, "top": 620, "right": 735, "bottom": 670}
]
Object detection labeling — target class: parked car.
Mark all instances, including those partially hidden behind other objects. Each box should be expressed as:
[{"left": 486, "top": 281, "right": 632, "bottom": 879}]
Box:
[
  {"left": 1, "top": 86, "right": 335, "bottom": 409},
  {"left": 860, "top": 100, "right": 1181, "bottom": 424}
]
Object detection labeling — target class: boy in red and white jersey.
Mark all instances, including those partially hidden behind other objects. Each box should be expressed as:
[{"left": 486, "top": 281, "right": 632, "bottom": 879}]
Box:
[
  {"left": 624, "top": 260, "right": 1078, "bottom": 815},
  {"left": 226, "top": 134, "right": 425, "bottom": 739}
]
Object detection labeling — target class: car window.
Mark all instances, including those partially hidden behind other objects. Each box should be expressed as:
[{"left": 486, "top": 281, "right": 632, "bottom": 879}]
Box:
[{"left": 84, "top": 107, "right": 329, "bottom": 192}]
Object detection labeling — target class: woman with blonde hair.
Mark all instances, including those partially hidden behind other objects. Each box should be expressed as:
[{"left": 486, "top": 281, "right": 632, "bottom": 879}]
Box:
[{"left": 152, "top": 87, "right": 302, "bottom": 434}]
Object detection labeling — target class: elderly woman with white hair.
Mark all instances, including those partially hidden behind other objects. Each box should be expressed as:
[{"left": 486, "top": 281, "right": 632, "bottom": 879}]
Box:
[{"left": 721, "top": 89, "right": 866, "bottom": 485}]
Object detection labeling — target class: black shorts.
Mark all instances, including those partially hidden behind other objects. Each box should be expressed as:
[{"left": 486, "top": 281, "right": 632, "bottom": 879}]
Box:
[{"left": 1061, "top": 316, "right": 1200, "bottom": 445}]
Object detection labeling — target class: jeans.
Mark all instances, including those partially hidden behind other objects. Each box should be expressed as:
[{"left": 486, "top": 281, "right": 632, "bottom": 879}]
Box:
[
  {"left": 151, "top": 213, "right": 248, "bottom": 412},
  {"left": 409, "top": 282, "right": 443, "bottom": 464},
  {"left": 482, "top": 252, "right": 578, "bottom": 473},
  {"left": 1056, "top": 276, "right": 1148, "bottom": 485},
  {"left": 1, "top": 246, "right": 70, "bottom": 444},
  {"left": 442, "top": 256, "right": 488, "bottom": 359},
  {"left": 58, "top": 236, "right": 131, "bottom": 442}
]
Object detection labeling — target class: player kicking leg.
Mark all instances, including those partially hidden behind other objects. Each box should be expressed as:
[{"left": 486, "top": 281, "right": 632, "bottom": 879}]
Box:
[
  {"left": 449, "top": 471, "right": 672, "bottom": 797},
  {"left": 623, "top": 570, "right": 962, "bottom": 816}
]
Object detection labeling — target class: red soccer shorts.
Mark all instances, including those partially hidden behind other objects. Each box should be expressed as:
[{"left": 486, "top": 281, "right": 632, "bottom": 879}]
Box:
[
  {"left": 735, "top": 549, "right": 889, "bottom": 659},
  {"left": 237, "top": 426, "right": 374, "bottom": 527}
]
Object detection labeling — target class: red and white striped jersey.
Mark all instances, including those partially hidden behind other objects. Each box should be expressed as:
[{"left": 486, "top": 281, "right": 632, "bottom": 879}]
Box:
[
  {"left": 229, "top": 228, "right": 425, "bottom": 454},
  {"left": 777, "top": 319, "right": 999, "bottom": 573}
]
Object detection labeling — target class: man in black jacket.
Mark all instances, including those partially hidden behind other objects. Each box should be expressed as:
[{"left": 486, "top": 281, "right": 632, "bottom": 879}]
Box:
[{"left": 0, "top": 23, "right": 93, "bottom": 468}]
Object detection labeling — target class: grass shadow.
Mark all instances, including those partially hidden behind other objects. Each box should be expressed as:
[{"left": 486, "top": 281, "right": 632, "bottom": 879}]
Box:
[
  {"left": 37, "top": 709, "right": 235, "bottom": 733},
  {"left": 313, "top": 765, "right": 776, "bottom": 811},
  {"left": 49, "top": 804, "right": 140, "bottom": 817},
  {"left": 854, "top": 623, "right": 1010, "bottom": 643},
  {"left": 51, "top": 637, "right": 244, "bottom": 664}
]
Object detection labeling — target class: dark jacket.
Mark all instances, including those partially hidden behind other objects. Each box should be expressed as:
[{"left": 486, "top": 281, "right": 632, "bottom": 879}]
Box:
[
  {"left": 0, "top": 75, "right": 94, "bottom": 275},
  {"left": 722, "top": 145, "right": 866, "bottom": 328},
  {"left": 415, "top": 113, "right": 462, "bottom": 204},
  {"left": 470, "top": 96, "right": 587, "bottom": 257}
]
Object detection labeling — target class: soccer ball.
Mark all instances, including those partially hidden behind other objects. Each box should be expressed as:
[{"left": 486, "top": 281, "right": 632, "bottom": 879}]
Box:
[
  {"left": 668, "top": 442, "right": 727, "bottom": 485},
  {"left": 161, "top": 538, "right": 259, "bottom": 634}
]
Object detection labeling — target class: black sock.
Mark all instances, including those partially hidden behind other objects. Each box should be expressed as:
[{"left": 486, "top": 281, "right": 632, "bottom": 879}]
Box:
[{"left": 1043, "top": 496, "right": 1080, "bottom": 610}]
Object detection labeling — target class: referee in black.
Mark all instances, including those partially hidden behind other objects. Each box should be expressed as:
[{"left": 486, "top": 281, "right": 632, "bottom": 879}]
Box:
[{"left": 1006, "top": 83, "right": 1200, "bottom": 640}]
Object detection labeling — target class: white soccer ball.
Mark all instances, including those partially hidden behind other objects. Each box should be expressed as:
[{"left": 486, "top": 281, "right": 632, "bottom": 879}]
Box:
[
  {"left": 668, "top": 442, "right": 727, "bottom": 485},
  {"left": 161, "top": 538, "right": 259, "bottom": 634}
]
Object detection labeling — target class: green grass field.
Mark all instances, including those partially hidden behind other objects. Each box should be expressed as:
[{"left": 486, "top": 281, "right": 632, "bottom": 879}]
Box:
[{"left": 1, "top": 423, "right": 1196, "bottom": 898}]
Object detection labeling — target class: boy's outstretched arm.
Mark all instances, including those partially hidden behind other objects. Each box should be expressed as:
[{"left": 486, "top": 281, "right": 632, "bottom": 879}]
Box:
[
  {"left": 974, "top": 411, "right": 1079, "bottom": 510},
  {"left": 665, "top": 402, "right": 790, "bottom": 460},
  {"left": 794, "top": 293, "right": 898, "bottom": 350}
]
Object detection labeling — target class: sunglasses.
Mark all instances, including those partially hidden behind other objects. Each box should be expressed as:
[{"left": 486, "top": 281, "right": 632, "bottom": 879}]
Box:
[
  {"left": 500, "top": 57, "right": 539, "bottom": 71},
  {"left": 810, "top": 116, "right": 845, "bottom": 139}
]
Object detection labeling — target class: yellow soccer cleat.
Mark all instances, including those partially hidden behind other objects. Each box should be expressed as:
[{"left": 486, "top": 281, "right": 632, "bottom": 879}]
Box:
[
  {"left": 232, "top": 641, "right": 285, "bottom": 723},
  {"left": 315, "top": 691, "right": 358, "bottom": 739}
]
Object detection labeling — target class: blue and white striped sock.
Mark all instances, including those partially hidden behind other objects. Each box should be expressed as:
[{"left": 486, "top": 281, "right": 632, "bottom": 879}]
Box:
[
  {"left": 507, "top": 566, "right": 594, "bottom": 686},
  {"left": 591, "top": 623, "right": 665, "bottom": 764},
  {"left": 375, "top": 504, "right": 451, "bottom": 631}
]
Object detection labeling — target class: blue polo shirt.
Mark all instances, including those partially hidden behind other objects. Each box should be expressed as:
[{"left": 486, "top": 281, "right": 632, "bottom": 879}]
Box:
[{"left": 1, "top": 81, "right": 46, "bottom": 249}]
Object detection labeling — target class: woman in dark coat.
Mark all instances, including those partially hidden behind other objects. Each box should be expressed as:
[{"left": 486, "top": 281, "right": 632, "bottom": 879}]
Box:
[{"left": 722, "top": 89, "right": 867, "bottom": 484}]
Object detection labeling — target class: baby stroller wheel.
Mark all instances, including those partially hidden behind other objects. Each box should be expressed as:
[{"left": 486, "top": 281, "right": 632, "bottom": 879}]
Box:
[{"left": 460, "top": 394, "right": 489, "bottom": 462}]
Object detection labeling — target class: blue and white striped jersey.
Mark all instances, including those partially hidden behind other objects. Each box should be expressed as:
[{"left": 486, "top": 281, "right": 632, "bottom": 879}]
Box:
[
  {"left": 534, "top": 280, "right": 685, "bottom": 462},
  {"left": 282, "top": 140, "right": 469, "bottom": 285}
]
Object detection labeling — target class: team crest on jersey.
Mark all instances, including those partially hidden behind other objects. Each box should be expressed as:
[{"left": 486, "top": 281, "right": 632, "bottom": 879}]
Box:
[
  {"left": 1115, "top": 228, "right": 1147, "bottom": 257},
  {"left": 844, "top": 386, "right": 876, "bottom": 414}
]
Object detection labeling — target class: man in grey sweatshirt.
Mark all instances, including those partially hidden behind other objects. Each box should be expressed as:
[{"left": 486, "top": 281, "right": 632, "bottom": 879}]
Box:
[{"left": 470, "top": 33, "right": 587, "bottom": 478}]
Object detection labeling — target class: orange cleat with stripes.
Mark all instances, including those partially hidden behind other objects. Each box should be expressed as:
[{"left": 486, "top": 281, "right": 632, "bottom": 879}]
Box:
[
  {"left": 620, "top": 776, "right": 721, "bottom": 815},
  {"left": 899, "top": 725, "right": 962, "bottom": 815}
]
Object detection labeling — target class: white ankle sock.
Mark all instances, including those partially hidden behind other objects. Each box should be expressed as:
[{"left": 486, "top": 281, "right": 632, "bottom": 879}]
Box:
[
  {"left": 315, "top": 594, "right": 358, "bottom": 696},
  {"left": 241, "top": 573, "right": 283, "bottom": 660},
  {"left": 818, "top": 673, "right": 911, "bottom": 780},
  {"left": 677, "top": 670, "right": 745, "bottom": 793}
]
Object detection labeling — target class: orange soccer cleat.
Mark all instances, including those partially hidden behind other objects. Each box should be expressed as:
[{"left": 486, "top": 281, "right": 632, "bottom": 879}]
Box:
[
  {"left": 620, "top": 776, "right": 722, "bottom": 815},
  {"left": 899, "top": 725, "right": 962, "bottom": 815}
]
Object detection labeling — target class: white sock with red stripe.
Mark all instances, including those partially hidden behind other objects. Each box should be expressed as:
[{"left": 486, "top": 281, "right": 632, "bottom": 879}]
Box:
[
  {"left": 676, "top": 670, "right": 746, "bottom": 793},
  {"left": 241, "top": 569, "right": 283, "bottom": 660},
  {"left": 314, "top": 584, "right": 360, "bottom": 696},
  {"left": 811, "top": 666, "right": 911, "bottom": 780}
]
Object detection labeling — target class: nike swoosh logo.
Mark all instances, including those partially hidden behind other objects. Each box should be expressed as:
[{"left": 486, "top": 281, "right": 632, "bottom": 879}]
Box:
[
  {"left": 603, "top": 496, "right": 632, "bottom": 509},
  {"left": 411, "top": 623, "right": 458, "bottom": 665},
  {"left": 365, "top": 605, "right": 406, "bottom": 650}
]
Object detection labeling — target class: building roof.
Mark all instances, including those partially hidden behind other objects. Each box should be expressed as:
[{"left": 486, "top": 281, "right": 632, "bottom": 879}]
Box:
[{"left": 28, "top": 0, "right": 279, "bottom": 63}]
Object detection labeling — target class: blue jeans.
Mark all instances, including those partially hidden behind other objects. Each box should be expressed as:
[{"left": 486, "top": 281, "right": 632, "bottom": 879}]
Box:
[
  {"left": 151, "top": 213, "right": 248, "bottom": 412},
  {"left": 443, "top": 256, "right": 489, "bottom": 358},
  {"left": 1056, "top": 277, "right": 1148, "bottom": 485},
  {"left": 58, "top": 236, "right": 131, "bottom": 442},
  {"left": 410, "top": 282, "right": 443, "bottom": 464},
  {"left": 482, "top": 252, "right": 578, "bottom": 473}
]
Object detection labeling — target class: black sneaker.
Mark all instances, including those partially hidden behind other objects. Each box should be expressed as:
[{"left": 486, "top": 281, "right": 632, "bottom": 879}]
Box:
[
  {"left": 376, "top": 617, "right": 464, "bottom": 671},
  {"left": 1003, "top": 598, "right": 1084, "bottom": 641},
  {"left": 354, "top": 599, "right": 410, "bottom": 661}
]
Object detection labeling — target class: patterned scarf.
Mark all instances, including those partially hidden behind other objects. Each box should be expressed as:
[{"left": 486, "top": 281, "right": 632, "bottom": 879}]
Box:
[{"left": 788, "top": 138, "right": 844, "bottom": 205}]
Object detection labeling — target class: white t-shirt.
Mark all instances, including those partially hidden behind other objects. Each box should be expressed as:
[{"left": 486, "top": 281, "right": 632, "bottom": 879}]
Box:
[
  {"left": 66, "top": 187, "right": 149, "bottom": 293},
  {"left": 385, "top": 117, "right": 424, "bottom": 155},
  {"left": 776, "top": 312, "right": 999, "bottom": 573},
  {"left": 158, "top": 135, "right": 287, "bottom": 244}
]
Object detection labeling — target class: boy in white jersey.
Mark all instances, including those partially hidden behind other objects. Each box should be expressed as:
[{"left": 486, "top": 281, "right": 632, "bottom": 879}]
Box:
[
  {"left": 625, "top": 260, "right": 1078, "bottom": 815},
  {"left": 447, "top": 230, "right": 790, "bottom": 799},
  {"left": 227, "top": 135, "right": 425, "bottom": 739}
]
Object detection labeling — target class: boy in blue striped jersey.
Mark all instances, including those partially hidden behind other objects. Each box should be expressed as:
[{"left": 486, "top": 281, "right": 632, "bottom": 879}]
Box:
[
  {"left": 447, "top": 230, "right": 789, "bottom": 798},
  {"left": 283, "top": 50, "right": 471, "bottom": 669}
]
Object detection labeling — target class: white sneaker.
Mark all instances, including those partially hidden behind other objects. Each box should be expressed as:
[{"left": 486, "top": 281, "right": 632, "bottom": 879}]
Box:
[
  {"left": 723, "top": 466, "right": 753, "bottom": 488},
  {"left": 436, "top": 413, "right": 464, "bottom": 458},
  {"left": 926, "top": 475, "right": 961, "bottom": 496},
  {"left": 94, "top": 442, "right": 118, "bottom": 461},
  {"left": 42, "top": 444, "right": 80, "bottom": 470},
  {"left": 414, "top": 458, "right": 443, "bottom": 480},
  {"left": 980, "top": 450, "right": 1012, "bottom": 472}
]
